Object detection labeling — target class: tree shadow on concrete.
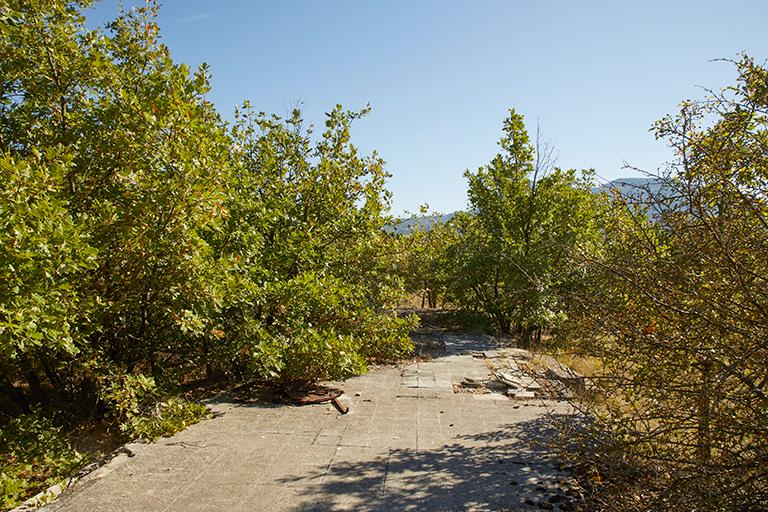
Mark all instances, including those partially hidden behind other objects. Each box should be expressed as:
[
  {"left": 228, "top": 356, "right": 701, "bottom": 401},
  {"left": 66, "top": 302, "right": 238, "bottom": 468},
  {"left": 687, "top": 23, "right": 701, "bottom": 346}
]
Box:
[{"left": 281, "top": 413, "right": 578, "bottom": 512}]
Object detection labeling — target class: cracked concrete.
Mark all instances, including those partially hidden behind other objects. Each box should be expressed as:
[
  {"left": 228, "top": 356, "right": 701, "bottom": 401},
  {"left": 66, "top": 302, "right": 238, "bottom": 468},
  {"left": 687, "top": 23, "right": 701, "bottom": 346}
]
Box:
[{"left": 44, "top": 334, "right": 576, "bottom": 511}]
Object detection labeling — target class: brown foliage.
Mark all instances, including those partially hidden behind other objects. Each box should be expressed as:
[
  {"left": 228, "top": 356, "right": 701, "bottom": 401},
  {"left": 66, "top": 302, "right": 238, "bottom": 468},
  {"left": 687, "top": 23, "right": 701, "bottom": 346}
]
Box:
[{"left": 566, "top": 56, "right": 768, "bottom": 511}]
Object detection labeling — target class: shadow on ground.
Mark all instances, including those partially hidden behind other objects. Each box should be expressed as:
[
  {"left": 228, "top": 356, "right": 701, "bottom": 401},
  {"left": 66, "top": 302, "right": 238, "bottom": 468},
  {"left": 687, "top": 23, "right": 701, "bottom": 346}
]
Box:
[{"left": 282, "top": 414, "right": 576, "bottom": 512}]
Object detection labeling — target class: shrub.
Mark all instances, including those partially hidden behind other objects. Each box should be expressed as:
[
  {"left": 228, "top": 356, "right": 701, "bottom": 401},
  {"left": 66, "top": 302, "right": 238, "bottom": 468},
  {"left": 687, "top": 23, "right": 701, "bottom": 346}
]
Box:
[
  {"left": 0, "top": 411, "right": 87, "bottom": 510},
  {"left": 101, "top": 373, "right": 210, "bottom": 441},
  {"left": 567, "top": 56, "right": 768, "bottom": 511}
]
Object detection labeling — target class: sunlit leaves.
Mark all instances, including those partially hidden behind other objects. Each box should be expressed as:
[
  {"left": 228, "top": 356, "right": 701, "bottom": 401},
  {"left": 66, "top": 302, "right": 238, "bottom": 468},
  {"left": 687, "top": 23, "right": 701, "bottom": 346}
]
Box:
[
  {"left": 448, "top": 109, "right": 598, "bottom": 340},
  {"left": 0, "top": 152, "right": 95, "bottom": 360}
]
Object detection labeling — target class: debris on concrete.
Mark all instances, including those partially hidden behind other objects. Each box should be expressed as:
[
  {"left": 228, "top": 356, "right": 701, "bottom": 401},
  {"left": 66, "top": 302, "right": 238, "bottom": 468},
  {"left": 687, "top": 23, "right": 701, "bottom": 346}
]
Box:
[
  {"left": 508, "top": 390, "right": 536, "bottom": 399},
  {"left": 286, "top": 388, "right": 342, "bottom": 405},
  {"left": 454, "top": 345, "right": 581, "bottom": 401},
  {"left": 486, "top": 379, "right": 509, "bottom": 391},
  {"left": 495, "top": 369, "right": 526, "bottom": 388},
  {"left": 461, "top": 377, "right": 487, "bottom": 388},
  {"left": 278, "top": 386, "right": 351, "bottom": 414},
  {"left": 331, "top": 396, "right": 349, "bottom": 414},
  {"left": 503, "top": 348, "right": 534, "bottom": 360},
  {"left": 472, "top": 392, "right": 508, "bottom": 401},
  {"left": 43, "top": 328, "right": 581, "bottom": 512}
]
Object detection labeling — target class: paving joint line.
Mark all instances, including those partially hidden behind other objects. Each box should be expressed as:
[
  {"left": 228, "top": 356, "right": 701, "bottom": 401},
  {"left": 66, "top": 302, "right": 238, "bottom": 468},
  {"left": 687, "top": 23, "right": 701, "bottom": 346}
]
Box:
[{"left": 160, "top": 446, "right": 228, "bottom": 512}]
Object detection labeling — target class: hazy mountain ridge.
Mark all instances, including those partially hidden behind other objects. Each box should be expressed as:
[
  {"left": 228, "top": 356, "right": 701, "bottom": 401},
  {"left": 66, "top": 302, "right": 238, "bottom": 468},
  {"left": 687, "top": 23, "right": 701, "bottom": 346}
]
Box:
[
  {"left": 385, "top": 212, "right": 457, "bottom": 234},
  {"left": 592, "top": 177, "right": 669, "bottom": 198},
  {"left": 389, "top": 177, "right": 668, "bottom": 234}
]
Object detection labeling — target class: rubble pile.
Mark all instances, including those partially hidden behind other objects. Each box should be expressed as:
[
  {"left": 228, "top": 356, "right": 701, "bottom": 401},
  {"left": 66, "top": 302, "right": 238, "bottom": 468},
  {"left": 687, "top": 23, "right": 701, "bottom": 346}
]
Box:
[{"left": 459, "top": 348, "right": 583, "bottom": 400}]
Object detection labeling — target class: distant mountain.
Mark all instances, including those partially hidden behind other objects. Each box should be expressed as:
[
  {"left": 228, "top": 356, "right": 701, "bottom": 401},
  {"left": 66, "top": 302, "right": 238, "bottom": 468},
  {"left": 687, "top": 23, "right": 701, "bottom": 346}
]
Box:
[
  {"left": 385, "top": 212, "right": 457, "bottom": 235},
  {"left": 592, "top": 177, "right": 669, "bottom": 201},
  {"left": 594, "top": 177, "right": 681, "bottom": 216},
  {"left": 387, "top": 177, "right": 672, "bottom": 234}
]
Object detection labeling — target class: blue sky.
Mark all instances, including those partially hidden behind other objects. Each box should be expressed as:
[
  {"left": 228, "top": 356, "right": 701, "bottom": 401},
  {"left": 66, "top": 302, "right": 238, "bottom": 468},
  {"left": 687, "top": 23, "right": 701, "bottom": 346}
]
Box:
[{"left": 87, "top": 1, "right": 767, "bottom": 215}]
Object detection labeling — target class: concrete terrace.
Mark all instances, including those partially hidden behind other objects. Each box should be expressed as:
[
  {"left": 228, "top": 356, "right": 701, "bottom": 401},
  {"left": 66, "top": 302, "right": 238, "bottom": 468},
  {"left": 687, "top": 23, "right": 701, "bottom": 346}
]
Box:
[{"left": 44, "top": 334, "right": 576, "bottom": 512}]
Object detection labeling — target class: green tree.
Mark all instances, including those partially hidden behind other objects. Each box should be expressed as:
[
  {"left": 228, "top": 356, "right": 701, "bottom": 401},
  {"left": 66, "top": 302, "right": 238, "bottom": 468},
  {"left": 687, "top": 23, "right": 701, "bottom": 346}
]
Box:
[
  {"left": 1, "top": 0, "right": 414, "bottom": 398},
  {"left": 210, "top": 104, "right": 415, "bottom": 385},
  {"left": 0, "top": 151, "right": 96, "bottom": 406},
  {"left": 399, "top": 206, "right": 458, "bottom": 309},
  {"left": 449, "top": 110, "right": 598, "bottom": 344},
  {"left": 0, "top": 1, "right": 416, "bottom": 504}
]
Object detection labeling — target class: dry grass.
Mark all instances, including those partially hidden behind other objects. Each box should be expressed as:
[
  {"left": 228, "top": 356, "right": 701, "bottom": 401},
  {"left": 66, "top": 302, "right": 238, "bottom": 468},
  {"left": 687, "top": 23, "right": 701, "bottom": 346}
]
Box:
[
  {"left": 396, "top": 291, "right": 429, "bottom": 309},
  {"left": 553, "top": 352, "right": 603, "bottom": 378}
]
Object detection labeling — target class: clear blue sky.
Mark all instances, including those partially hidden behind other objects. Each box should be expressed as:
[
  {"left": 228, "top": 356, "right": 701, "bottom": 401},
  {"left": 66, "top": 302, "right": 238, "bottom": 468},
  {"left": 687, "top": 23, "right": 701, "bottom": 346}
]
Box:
[{"left": 87, "top": 1, "right": 767, "bottom": 215}]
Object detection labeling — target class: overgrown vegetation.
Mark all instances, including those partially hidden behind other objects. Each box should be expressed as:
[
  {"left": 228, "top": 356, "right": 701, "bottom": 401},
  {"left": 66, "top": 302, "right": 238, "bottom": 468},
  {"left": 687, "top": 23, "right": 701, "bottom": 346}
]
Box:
[
  {"left": 0, "top": 1, "right": 413, "bottom": 506},
  {"left": 448, "top": 111, "right": 599, "bottom": 343},
  {"left": 396, "top": 58, "right": 768, "bottom": 511},
  {"left": 399, "top": 111, "right": 599, "bottom": 345},
  {"left": 0, "top": 411, "right": 86, "bottom": 510},
  {"left": 2, "top": 1, "right": 765, "bottom": 510},
  {"left": 398, "top": 207, "right": 458, "bottom": 309},
  {"left": 101, "top": 374, "right": 211, "bottom": 441},
  {"left": 562, "top": 56, "right": 768, "bottom": 511},
  {"left": 1, "top": 0, "right": 412, "bottom": 406}
]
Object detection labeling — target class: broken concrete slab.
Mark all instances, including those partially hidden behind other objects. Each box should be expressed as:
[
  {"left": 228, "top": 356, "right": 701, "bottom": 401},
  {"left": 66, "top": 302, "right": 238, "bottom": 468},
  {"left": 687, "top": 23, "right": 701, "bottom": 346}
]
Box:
[
  {"left": 509, "top": 390, "right": 537, "bottom": 399},
  {"left": 500, "top": 348, "right": 533, "bottom": 360},
  {"left": 461, "top": 377, "right": 487, "bottom": 388},
  {"left": 485, "top": 379, "right": 509, "bottom": 392},
  {"left": 525, "top": 379, "right": 542, "bottom": 390},
  {"left": 472, "top": 392, "right": 508, "bottom": 401},
  {"left": 495, "top": 370, "right": 526, "bottom": 387}
]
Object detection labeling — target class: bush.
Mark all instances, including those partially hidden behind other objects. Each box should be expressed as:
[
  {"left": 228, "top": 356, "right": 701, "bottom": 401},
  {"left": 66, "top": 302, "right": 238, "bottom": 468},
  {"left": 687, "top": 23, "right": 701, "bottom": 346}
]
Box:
[
  {"left": 0, "top": 0, "right": 414, "bottom": 411},
  {"left": 0, "top": 152, "right": 96, "bottom": 407},
  {"left": 0, "top": 411, "right": 87, "bottom": 510},
  {"left": 444, "top": 111, "right": 598, "bottom": 343},
  {"left": 101, "top": 374, "right": 210, "bottom": 441},
  {"left": 567, "top": 56, "right": 768, "bottom": 511}
]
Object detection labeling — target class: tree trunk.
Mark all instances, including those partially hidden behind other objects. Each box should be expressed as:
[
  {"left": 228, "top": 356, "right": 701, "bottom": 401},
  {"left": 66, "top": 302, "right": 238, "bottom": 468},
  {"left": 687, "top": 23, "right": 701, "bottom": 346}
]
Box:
[
  {"left": 20, "top": 354, "right": 47, "bottom": 404},
  {"left": 497, "top": 315, "right": 511, "bottom": 336},
  {"left": 696, "top": 360, "right": 713, "bottom": 464},
  {"left": 0, "top": 360, "right": 29, "bottom": 412},
  {"left": 204, "top": 342, "right": 215, "bottom": 381},
  {"left": 41, "top": 357, "right": 65, "bottom": 400},
  {"left": 520, "top": 326, "right": 533, "bottom": 348}
]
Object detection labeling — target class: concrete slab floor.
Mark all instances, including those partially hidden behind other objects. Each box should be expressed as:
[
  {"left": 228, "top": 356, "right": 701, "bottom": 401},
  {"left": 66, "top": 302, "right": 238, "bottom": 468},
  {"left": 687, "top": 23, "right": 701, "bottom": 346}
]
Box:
[{"left": 43, "top": 334, "right": 577, "bottom": 512}]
